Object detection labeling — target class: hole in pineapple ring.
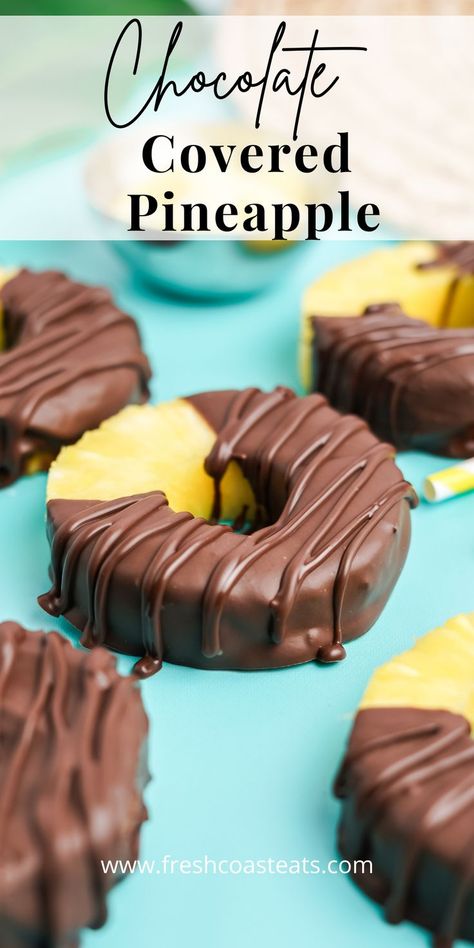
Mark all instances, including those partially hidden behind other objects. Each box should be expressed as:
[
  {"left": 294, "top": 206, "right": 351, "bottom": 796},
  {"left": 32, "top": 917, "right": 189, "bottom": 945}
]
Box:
[{"left": 47, "top": 400, "right": 258, "bottom": 529}]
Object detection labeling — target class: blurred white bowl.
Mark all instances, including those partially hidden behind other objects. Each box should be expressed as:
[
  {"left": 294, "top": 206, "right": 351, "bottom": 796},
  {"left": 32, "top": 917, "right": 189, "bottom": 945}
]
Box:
[{"left": 84, "top": 120, "right": 321, "bottom": 300}]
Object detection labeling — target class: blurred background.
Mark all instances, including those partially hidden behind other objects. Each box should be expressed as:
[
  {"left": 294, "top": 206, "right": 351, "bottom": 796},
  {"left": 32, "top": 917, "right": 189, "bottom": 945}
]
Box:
[{"left": 1, "top": 0, "right": 471, "bottom": 10}]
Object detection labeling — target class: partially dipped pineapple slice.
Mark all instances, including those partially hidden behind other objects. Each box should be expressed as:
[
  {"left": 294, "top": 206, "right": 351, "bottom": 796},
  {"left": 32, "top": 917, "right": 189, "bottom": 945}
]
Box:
[
  {"left": 361, "top": 612, "right": 474, "bottom": 733},
  {"left": 47, "top": 399, "right": 256, "bottom": 523},
  {"left": 336, "top": 612, "right": 474, "bottom": 944},
  {"left": 300, "top": 241, "right": 474, "bottom": 389}
]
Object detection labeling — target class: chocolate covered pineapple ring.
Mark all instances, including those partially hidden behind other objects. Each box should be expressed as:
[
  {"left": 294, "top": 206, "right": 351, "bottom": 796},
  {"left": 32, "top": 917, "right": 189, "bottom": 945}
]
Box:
[
  {"left": 301, "top": 242, "right": 474, "bottom": 457},
  {"left": 0, "top": 621, "right": 149, "bottom": 947},
  {"left": 335, "top": 612, "right": 474, "bottom": 947},
  {"left": 301, "top": 240, "right": 474, "bottom": 390},
  {"left": 40, "top": 387, "right": 416, "bottom": 675},
  {"left": 0, "top": 268, "right": 151, "bottom": 486}
]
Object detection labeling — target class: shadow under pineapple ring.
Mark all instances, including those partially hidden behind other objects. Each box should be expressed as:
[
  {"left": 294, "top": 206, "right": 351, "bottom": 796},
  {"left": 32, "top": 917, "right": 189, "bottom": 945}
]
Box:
[{"left": 39, "top": 387, "right": 417, "bottom": 676}]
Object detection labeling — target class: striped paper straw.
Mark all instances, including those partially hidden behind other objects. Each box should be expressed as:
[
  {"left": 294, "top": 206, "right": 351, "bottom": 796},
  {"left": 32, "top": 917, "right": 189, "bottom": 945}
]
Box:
[{"left": 423, "top": 458, "right": 474, "bottom": 503}]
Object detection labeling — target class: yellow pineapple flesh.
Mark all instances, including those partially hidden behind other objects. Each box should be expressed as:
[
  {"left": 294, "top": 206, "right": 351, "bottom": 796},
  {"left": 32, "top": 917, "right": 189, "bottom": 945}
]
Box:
[
  {"left": 47, "top": 400, "right": 257, "bottom": 523},
  {"left": 300, "top": 242, "right": 474, "bottom": 389},
  {"left": 361, "top": 613, "right": 474, "bottom": 734}
]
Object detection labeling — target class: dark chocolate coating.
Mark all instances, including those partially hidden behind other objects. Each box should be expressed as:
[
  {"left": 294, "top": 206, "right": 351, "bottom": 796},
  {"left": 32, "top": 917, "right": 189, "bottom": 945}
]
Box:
[
  {"left": 40, "top": 387, "right": 416, "bottom": 674},
  {"left": 0, "top": 269, "right": 151, "bottom": 486},
  {"left": 311, "top": 305, "right": 474, "bottom": 457},
  {"left": 0, "top": 621, "right": 149, "bottom": 947},
  {"left": 335, "top": 706, "right": 474, "bottom": 946}
]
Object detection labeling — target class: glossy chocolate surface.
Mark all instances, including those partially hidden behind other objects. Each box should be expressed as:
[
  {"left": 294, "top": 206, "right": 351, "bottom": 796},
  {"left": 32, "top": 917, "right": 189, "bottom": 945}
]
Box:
[
  {"left": 0, "top": 269, "right": 151, "bottom": 486},
  {"left": 335, "top": 706, "right": 474, "bottom": 946},
  {"left": 311, "top": 305, "right": 474, "bottom": 457},
  {"left": 40, "top": 387, "right": 416, "bottom": 674},
  {"left": 0, "top": 621, "right": 149, "bottom": 946}
]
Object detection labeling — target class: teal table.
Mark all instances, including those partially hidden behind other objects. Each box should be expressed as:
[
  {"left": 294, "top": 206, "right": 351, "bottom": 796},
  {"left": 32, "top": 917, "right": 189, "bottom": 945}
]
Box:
[{"left": 0, "top": 238, "right": 471, "bottom": 948}]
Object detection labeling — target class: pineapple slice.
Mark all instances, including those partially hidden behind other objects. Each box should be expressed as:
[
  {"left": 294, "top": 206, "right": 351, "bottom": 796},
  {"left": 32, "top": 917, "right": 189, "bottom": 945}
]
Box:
[
  {"left": 47, "top": 400, "right": 256, "bottom": 523},
  {"left": 300, "top": 242, "right": 474, "bottom": 389},
  {"left": 361, "top": 612, "right": 474, "bottom": 734}
]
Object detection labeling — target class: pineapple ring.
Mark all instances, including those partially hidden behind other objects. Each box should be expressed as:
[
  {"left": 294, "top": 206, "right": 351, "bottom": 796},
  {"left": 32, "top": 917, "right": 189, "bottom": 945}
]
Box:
[
  {"left": 42, "top": 388, "right": 415, "bottom": 672},
  {"left": 336, "top": 613, "right": 474, "bottom": 945},
  {"left": 0, "top": 268, "right": 150, "bottom": 487},
  {"left": 300, "top": 241, "right": 474, "bottom": 389}
]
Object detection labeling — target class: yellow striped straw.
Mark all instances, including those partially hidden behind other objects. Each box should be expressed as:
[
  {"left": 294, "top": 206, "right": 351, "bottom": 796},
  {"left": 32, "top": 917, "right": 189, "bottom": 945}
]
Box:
[{"left": 423, "top": 458, "right": 474, "bottom": 503}]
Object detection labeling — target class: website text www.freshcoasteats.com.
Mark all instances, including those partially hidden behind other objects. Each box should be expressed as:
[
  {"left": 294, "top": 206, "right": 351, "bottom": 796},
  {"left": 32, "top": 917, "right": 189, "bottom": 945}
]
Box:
[{"left": 100, "top": 855, "right": 373, "bottom": 877}]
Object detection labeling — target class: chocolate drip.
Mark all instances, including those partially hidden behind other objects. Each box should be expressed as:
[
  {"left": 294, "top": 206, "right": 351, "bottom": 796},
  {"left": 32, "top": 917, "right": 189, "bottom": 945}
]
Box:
[
  {"left": 311, "top": 307, "right": 474, "bottom": 457},
  {"left": 41, "top": 389, "right": 415, "bottom": 673},
  {"left": 0, "top": 621, "right": 148, "bottom": 945},
  {"left": 335, "top": 707, "right": 474, "bottom": 947},
  {"left": 0, "top": 269, "right": 151, "bottom": 485}
]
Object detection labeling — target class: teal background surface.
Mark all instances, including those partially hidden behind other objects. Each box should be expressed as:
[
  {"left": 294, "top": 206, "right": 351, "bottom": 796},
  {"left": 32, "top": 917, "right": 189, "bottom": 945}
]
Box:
[{"left": 0, "top": 239, "right": 472, "bottom": 948}]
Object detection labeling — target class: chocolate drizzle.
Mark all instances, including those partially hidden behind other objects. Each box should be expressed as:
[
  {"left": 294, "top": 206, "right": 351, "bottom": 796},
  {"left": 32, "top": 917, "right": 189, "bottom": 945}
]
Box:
[
  {"left": 40, "top": 388, "right": 416, "bottom": 673},
  {"left": 311, "top": 305, "right": 474, "bottom": 457},
  {"left": 335, "top": 707, "right": 474, "bottom": 947},
  {"left": 0, "top": 269, "right": 151, "bottom": 486},
  {"left": 419, "top": 241, "right": 474, "bottom": 276},
  {"left": 0, "top": 621, "right": 148, "bottom": 946}
]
